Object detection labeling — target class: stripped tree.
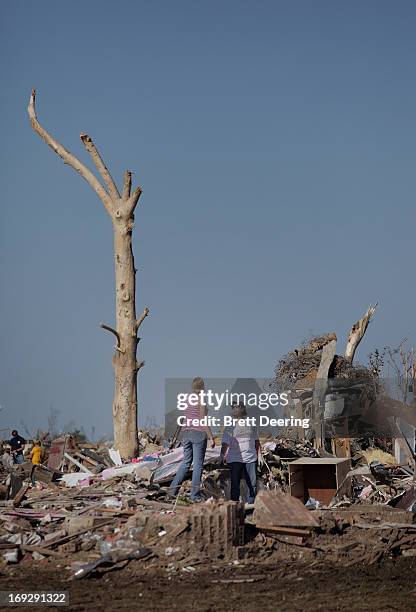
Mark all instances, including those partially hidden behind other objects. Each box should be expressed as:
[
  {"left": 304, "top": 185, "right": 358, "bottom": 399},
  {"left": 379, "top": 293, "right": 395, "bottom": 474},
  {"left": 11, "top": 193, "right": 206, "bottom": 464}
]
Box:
[
  {"left": 345, "top": 303, "right": 377, "bottom": 363},
  {"left": 28, "top": 90, "right": 148, "bottom": 459},
  {"left": 385, "top": 339, "right": 415, "bottom": 405}
]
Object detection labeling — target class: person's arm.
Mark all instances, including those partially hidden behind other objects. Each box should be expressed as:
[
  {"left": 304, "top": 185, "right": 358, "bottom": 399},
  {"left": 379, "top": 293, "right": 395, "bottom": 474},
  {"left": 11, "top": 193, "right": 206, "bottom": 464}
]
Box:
[
  {"left": 200, "top": 403, "right": 215, "bottom": 448},
  {"left": 253, "top": 428, "right": 262, "bottom": 466},
  {"left": 220, "top": 442, "right": 228, "bottom": 461},
  {"left": 169, "top": 424, "right": 182, "bottom": 449},
  {"left": 254, "top": 427, "right": 260, "bottom": 453},
  {"left": 220, "top": 429, "right": 230, "bottom": 462}
]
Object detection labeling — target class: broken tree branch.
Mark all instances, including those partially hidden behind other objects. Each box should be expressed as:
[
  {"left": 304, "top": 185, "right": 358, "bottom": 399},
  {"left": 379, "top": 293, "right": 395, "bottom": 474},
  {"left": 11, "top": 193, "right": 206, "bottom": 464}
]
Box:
[
  {"left": 345, "top": 303, "right": 378, "bottom": 362},
  {"left": 100, "top": 322, "right": 121, "bottom": 348},
  {"left": 386, "top": 339, "right": 415, "bottom": 404},
  {"left": 80, "top": 133, "right": 120, "bottom": 201},
  {"left": 128, "top": 185, "right": 143, "bottom": 214},
  {"left": 122, "top": 170, "right": 132, "bottom": 201},
  {"left": 136, "top": 307, "right": 149, "bottom": 330},
  {"left": 27, "top": 89, "right": 113, "bottom": 215}
]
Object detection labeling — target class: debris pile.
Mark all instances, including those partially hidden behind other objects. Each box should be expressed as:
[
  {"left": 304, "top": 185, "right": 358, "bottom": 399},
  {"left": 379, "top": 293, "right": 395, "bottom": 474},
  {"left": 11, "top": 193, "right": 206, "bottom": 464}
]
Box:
[
  {"left": 0, "top": 330, "right": 414, "bottom": 579},
  {"left": 0, "top": 424, "right": 415, "bottom": 580},
  {"left": 273, "top": 333, "right": 374, "bottom": 390}
]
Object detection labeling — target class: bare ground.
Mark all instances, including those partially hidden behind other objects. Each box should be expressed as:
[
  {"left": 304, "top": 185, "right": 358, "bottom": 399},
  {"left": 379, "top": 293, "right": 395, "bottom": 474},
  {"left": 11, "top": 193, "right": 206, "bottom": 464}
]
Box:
[{"left": 1, "top": 556, "right": 415, "bottom": 612}]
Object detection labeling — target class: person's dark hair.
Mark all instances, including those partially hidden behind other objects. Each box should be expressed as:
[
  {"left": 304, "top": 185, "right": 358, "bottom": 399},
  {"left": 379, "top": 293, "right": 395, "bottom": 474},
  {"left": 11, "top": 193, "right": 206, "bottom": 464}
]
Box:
[
  {"left": 192, "top": 377, "right": 205, "bottom": 392},
  {"left": 11, "top": 430, "right": 18, "bottom": 437},
  {"left": 231, "top": 401, "right": 247, "bottom": 417}
]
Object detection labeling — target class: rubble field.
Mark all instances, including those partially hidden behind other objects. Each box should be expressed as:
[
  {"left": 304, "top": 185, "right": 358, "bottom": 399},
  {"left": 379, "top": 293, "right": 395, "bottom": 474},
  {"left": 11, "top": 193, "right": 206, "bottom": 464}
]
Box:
[
  {"left": 1, "top": 337, "right": 415, "bottom": 610},
  {"left": 1, "top": 429, "right": 416, "bottom": 611}
]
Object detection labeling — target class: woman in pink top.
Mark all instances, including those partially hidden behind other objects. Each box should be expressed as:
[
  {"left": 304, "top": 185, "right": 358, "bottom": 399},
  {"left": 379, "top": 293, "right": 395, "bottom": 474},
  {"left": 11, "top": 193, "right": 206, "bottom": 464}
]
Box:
[{"left": 169, "top": 377, "right": 215, "bottom": 501}]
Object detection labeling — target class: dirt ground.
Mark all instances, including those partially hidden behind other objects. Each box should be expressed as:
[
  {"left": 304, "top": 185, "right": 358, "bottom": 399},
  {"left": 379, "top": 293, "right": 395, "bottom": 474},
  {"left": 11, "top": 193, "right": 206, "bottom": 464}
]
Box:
[{"left": 1, "top": 556, "right": 415, "bottom": 612}]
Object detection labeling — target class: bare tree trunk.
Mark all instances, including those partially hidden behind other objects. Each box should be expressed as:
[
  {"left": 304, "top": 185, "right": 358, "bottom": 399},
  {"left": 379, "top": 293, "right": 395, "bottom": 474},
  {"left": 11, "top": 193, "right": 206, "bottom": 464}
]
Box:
[
  {"left": 28, "top": 90, "right": 148, "bottom": 459},
  {"left": 344, "top": 303, "right": 377, "bottom": 363},
  {"left": 111, "top": 219, "right": 146, "bottom": 458}
]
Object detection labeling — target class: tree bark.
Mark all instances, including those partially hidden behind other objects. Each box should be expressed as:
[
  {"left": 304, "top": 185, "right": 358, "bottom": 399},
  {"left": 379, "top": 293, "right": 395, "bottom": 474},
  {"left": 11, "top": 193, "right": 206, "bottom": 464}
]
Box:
[
  {"left": 28, "top": 90, "right": 147, "bottom": 459},
  {"left": 344, "top": 303, "right": 377, "bottom": 363},
  {"left": 112, "top": 218, "right": 138, "bottom": 458}
]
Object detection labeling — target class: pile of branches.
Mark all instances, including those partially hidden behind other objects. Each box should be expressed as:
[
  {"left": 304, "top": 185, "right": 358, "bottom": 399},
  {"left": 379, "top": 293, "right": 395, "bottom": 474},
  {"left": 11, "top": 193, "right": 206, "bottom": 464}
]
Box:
[
  {"left": 271, "top": 333, "right": 375, "bottom": 392},
  {"left": 330, "top": 355, "right": 374, "bottom": 382}
]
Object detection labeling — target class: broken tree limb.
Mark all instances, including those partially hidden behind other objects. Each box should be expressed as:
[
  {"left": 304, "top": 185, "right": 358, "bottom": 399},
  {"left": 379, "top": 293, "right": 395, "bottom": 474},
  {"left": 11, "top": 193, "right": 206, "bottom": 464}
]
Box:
[
  {"left": 128, "top": 185, "right": 143, "bottom": 215},
  {"left": 345, "top": 303, "right": 378, "bottom": 362},
  {"left": 136, "top": 307, "right": 149, "bottom": 330},
  {"left": 27, "top": 90, "right": 113, "bottom": 215},
  {"left": 100, "top": 323, "right": 121, "bottom": 349},
  {"left": 80, "top": 133, "right": 120, "bottom": 201},
  {"left": 122, "top": 170, "right": 132, "bottom": 200}
]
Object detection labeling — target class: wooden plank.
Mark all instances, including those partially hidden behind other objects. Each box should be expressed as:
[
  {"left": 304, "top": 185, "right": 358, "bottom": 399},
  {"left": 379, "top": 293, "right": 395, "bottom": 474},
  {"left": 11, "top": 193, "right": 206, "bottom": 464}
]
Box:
[
  {"left": 73, "top": 452, "right": 98, "bottom": 467},
  {"left": 353, "top": 522, "right": 416, "bottom": 530},
  {"left": 316, "top": 506, "right": 414, "bottom": 524},
  {"left": 98, "top": 508, "right": 136, "bottom": 515},
  {"left": 313, "top": 339, "right": 337, "bottom": 447},
  {"left": 64, "top": 453, "right": 93, "bottom": 475},
  {"left": 255, "top": 524, "right": 312, "bottom": 537},
  {"left": 13, "top": 485, "right": 29, "bottom": 507},
  {"left": 137, "top": 498, "right": 188, "bottom": 511},
  {"left": 21, "top": 545, "right": 60, "bottom": 557},
  {"left": 39, "top": 518, "right": 114, "bottom": 549}
]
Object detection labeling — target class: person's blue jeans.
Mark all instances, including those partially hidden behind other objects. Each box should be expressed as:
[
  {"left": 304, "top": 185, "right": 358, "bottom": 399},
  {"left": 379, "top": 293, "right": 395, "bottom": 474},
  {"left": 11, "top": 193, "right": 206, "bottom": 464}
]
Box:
[
  {"left": 229, "top": 461, "right": 257, "bottom": 504},
  {"left": 169, "top": 431, "right": 207, "bottom": 500},
  {"left": 13, "top": 453, "right": 24, "bottom": 465}
]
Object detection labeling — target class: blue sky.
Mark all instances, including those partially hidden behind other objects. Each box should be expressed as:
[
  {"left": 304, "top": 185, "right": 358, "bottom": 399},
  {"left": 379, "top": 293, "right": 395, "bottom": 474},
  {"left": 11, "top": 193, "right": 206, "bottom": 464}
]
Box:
[{"left": 0, "top": 1, "right": 415, "bottom": 438}]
